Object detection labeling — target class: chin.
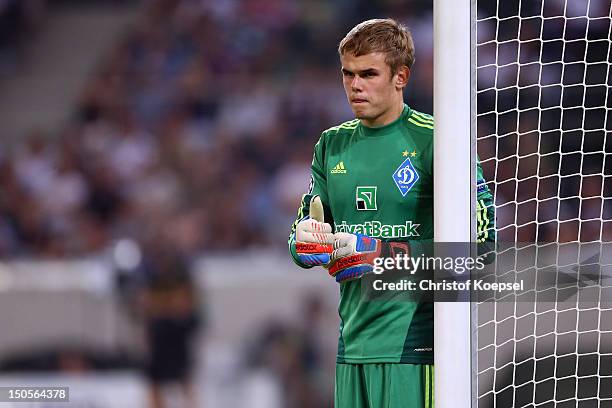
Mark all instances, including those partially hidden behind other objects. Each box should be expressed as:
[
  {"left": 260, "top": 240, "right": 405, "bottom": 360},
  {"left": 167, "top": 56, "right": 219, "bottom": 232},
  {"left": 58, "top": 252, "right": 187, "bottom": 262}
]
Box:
[{"left": 351, "top": 106, "right": 370, "bottom": 119}]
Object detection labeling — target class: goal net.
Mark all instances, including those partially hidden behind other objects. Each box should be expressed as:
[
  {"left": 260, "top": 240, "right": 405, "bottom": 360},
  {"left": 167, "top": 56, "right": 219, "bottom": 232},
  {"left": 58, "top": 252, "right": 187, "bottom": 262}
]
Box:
[{"left": 474, "top": 0, "right": 611, "bottom": 407}]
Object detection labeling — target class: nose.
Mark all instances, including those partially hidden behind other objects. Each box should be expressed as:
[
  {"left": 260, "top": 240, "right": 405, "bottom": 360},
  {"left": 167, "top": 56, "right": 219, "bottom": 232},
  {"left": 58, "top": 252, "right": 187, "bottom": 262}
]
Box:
[{"left": 351, "top": 76, "right": 362, "bottom": 92}]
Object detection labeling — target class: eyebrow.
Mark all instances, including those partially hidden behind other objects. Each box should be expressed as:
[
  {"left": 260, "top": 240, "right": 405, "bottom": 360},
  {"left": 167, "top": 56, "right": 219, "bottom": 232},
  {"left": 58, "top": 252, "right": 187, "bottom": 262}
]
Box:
[{"left": 341, "top": 68, "right": 380, "bottom": 75}]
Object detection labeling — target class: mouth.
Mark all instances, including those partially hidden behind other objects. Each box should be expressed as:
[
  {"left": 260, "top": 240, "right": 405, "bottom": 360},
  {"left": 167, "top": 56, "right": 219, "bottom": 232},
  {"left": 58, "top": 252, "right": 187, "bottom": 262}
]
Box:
[{"left": 351, "top": 98, "right": 368, "bottom": 104}]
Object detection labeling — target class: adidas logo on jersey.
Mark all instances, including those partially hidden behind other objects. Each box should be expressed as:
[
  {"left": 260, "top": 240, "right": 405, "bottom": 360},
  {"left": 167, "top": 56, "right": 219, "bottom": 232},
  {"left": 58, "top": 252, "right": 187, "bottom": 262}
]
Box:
[{"left": 331, "top": 161, "right": 347, "bottom": 174}]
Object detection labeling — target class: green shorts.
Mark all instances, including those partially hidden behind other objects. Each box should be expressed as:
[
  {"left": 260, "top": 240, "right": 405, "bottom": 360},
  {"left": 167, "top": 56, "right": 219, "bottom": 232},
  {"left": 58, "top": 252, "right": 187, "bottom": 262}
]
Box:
[{"left": 335, "top": 363, "right": 434, "bottom": 408}]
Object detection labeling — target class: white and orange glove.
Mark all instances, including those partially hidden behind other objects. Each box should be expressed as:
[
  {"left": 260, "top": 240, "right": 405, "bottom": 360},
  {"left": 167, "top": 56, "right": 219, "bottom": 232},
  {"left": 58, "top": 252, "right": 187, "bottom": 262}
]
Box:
[
  {"left": 328, "top": 233, "right": 410, "bottom": 283},
  {"left": 294, "top": 196, "right": 335, "bottom": 266}
]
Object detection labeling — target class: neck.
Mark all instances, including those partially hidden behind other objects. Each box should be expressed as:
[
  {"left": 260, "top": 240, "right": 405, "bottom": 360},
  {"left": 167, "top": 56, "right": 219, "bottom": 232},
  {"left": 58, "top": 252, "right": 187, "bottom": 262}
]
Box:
[{"left": 361, "top": 99, "right": 405, "bottom": 128}]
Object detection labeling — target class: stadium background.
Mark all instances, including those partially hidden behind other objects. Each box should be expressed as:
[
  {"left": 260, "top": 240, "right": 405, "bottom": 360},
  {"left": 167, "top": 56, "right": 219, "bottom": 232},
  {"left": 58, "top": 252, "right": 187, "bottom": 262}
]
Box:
[
  {"left": 0, "top": 1, "right": 432, "bottom": 407},
  {"left": 0, "top": 0, "right": 610, "bottom": 407}
]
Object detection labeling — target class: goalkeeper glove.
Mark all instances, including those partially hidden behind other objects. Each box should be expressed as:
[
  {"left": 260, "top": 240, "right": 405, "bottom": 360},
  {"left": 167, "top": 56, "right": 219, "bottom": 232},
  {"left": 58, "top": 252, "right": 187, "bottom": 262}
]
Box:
[
  {"left": 328, "top": 233, "right": 410, "bottom": 283},
  {"left": 294, "top": 195, "right": 334, "bottom": 266}
]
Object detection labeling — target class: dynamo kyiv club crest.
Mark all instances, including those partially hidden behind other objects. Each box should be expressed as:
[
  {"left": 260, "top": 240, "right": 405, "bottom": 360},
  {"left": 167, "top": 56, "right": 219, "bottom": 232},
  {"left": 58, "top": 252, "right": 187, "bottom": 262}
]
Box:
[{"left": 392, "top": 157, "right": 419, "bottom": 196}]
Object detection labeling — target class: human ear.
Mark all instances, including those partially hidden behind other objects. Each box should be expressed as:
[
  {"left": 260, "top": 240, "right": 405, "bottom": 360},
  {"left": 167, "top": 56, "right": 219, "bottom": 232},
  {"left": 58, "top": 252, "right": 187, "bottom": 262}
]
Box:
[{"left": 395, "top": 66, "right": 410, "bottom": 89}]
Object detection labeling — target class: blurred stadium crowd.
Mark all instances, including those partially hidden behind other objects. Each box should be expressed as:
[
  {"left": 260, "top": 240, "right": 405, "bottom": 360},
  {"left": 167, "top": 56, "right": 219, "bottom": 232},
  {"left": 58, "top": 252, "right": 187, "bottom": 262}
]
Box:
[{"left": 0, "top": 0, "right": 433, "bottom": 258}]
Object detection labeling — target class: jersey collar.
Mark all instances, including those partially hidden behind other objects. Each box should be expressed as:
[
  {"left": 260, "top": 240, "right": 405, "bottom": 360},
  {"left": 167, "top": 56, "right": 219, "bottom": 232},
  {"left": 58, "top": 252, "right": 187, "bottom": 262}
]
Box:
[{"left": 358, "top": 104, "right": 411, "bottom": 137}]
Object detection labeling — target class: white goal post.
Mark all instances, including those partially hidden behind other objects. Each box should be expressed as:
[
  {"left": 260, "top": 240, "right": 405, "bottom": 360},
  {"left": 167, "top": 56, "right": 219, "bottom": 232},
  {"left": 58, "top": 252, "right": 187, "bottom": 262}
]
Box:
[{"left": 434, "top": 0, "right": 475, "bottom": 408}]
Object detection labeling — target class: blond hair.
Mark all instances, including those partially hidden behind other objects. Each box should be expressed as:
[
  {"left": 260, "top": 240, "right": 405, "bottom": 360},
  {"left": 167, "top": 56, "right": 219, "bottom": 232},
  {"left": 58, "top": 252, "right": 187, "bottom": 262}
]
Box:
[{"left": 338, "top": 18, "right": 415, "bottom": 74}]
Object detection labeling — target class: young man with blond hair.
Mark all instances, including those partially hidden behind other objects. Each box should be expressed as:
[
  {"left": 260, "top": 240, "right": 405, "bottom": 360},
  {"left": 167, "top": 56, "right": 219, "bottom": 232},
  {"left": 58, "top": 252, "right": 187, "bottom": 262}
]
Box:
[{"left": 289, "top": 18, "right": 494, "bottom": 407}]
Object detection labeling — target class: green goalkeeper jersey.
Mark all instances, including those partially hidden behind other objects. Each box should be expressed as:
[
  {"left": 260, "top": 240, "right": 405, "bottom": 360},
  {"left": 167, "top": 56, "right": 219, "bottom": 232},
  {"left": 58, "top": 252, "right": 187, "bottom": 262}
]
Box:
[{"left": 289, "top": 104, "right": 495, "bottom": 364}]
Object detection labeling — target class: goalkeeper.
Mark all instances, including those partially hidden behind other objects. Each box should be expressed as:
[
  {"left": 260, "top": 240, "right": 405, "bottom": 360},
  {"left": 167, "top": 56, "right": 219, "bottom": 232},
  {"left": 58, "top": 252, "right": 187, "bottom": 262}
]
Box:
[{"left": 288, "top": 19, "right": 496, "bottom": 408}]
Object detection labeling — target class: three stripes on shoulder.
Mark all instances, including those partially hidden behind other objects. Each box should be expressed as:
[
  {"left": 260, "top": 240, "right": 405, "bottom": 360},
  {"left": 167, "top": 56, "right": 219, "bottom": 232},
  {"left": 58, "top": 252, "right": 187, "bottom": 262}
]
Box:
[
  {"left": 327, "top": 119, "right": 360, "bottom": 132},
  {"left": 408, "top": 111, "right": 434, "bottom": 129}
]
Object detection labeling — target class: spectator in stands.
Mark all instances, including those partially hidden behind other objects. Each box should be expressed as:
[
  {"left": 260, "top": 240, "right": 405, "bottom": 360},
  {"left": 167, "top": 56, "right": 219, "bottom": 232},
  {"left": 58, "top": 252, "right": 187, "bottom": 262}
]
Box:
[{"left": 138, "top": 246, "right": 202, "bottom": 408}]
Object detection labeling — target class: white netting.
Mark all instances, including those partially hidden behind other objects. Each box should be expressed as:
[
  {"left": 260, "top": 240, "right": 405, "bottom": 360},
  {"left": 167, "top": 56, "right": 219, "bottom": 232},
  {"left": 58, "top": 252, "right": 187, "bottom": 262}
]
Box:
[{"left": 474, "top": 0, "right": 611, "bottom": 407}]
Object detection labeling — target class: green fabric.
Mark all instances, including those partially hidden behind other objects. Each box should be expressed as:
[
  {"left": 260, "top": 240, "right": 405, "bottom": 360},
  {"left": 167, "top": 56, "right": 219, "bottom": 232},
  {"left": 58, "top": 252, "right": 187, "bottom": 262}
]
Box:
[
  {"left": 335, "top": 363, "right": 434, "bottom": 408},
  {"left": 288, "top": 104, "right": 496, "bottom": 364}
]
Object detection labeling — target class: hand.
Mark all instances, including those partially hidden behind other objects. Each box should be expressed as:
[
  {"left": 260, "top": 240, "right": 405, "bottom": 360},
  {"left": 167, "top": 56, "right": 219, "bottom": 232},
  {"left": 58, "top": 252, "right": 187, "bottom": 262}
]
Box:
[
  {"left": 295, "top": 196, "right": 334, "bottom": 266},
  {"left": 327, "top": 233, "right": 381, "bottom": 282},
  {"left": 328, "top": 233, "right": 410, "bottom": 283}
]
